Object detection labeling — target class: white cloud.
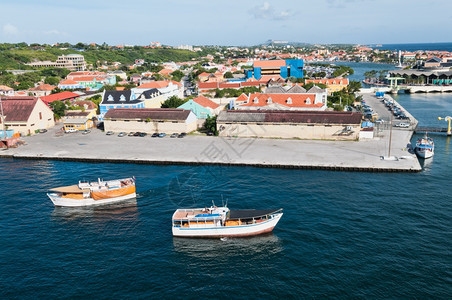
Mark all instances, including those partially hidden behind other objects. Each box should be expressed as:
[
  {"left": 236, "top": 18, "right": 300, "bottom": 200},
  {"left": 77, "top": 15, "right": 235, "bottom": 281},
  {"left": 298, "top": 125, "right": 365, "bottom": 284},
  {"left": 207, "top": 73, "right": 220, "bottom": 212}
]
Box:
[
  {"left": 44, "top": 29, "right": 61, "bottom": 35},
  {"left": 3, "top": 24, "right": 19, "bottom": 35},
  {"left": 250, "top": 2, "right": 292, "bottom": 20}
]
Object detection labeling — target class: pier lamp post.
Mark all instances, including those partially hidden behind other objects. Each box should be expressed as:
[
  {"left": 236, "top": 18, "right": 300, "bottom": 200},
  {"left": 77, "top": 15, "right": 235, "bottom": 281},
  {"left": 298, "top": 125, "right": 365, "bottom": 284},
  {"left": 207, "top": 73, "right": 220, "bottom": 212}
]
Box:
[{"left": 438, "top": 116, "right": 452, "bottom": 136}]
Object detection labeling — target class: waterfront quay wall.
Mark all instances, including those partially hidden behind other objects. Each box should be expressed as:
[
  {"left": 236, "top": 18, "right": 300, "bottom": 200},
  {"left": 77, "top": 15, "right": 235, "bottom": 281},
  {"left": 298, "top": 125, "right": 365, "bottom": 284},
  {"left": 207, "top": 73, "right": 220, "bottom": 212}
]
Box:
[
  {"left": 360, "top": 86, "right": 452, "bottom": 94},
  {"left": 0, "top": 126, "right": 421, "bottom": 172}
]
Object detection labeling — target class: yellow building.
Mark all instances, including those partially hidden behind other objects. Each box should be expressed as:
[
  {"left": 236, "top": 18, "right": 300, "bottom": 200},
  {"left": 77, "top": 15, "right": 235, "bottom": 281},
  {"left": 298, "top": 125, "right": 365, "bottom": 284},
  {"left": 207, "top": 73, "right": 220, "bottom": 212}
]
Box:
[
  {"left": 63, "top": 111, "right": 94, "bottom": 131},
  {"left": 305, "top": 78, "right": 349, "bottom": 95}
]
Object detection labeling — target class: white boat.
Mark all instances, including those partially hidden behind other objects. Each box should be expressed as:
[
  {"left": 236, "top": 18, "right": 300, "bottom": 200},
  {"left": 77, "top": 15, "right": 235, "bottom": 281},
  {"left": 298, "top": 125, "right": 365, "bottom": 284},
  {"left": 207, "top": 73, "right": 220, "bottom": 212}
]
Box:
[
  {"left": 172, "top": 206, "right": 283, "bottom": 238},
  {"left": 47, "top": 177, "right": 136, "bottom": 207},
  {"left": 415, "top": 133, "right": 434, "bottom": 159}
]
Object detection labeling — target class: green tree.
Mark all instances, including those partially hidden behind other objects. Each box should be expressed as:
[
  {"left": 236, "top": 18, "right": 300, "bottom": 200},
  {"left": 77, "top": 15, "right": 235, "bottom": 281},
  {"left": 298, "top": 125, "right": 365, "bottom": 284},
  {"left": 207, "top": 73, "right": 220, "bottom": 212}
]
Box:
[
  {"left": 204, "top": 116, "right": 218, "bottom": 135},
  {"left": 44, "top": 76, "right": 60, "bottom": 85},
  {"left": 224, "top": 71, "right": 233, "bottom": 79},
  {"left": 49, "top": 101, "right": 67, "bottom": 119},
  {"left": 161, "top": 96, "right": 187, "bottom": 108},
  {"left": 87, "top": 95, "right": 102, "bottom": 114},
  {"left": 347, "top": 80, "right": 362, "bottom": 94},
  {"left": 171, "top": 70, "right": 184, "bottom": 82}
]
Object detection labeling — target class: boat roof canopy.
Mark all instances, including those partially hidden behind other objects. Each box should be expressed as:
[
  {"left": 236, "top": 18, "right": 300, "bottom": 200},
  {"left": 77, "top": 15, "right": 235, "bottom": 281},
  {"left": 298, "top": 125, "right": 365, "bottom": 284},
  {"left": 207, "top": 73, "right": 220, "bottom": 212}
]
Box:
[
  {"left": 49, "top": 185, "right": 84, "bottom": 193},
  {"left": 228, "top": 209, "right": 282, "bottom": 220}
]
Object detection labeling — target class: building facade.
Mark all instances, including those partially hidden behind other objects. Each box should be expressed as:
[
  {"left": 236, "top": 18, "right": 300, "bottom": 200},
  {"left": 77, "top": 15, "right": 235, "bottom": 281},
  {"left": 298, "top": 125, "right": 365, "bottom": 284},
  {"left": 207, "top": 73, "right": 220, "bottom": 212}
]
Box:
[
  {"left": 99, "top": 90, "right": 142, "bottom": 121},
  {"left": 103, "top": 108, "right": 197, "bottom": 134},
  {"left": 0, "top": 96, "right": 55, "bottom": 136},
  {"left": 217, "top": 110, "right": 362, "bottom": 140},
  {"left": 26, "top": 54, "right": 86, "bottom": 71}
]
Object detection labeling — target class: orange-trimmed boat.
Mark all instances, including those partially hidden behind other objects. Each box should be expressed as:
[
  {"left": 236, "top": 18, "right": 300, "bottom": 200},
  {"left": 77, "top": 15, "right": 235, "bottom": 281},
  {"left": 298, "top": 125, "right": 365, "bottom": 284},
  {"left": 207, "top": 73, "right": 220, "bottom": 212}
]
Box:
[{"left": 47, "top": 177, "right": 136, "bottom": 207}]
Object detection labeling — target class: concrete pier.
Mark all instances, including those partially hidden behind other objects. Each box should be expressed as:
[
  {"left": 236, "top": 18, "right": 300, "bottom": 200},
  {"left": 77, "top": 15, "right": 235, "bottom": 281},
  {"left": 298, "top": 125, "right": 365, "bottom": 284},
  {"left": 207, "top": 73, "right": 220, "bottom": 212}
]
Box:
[{"left": 0, "top": 121, "right": 422, "bottom": 172}]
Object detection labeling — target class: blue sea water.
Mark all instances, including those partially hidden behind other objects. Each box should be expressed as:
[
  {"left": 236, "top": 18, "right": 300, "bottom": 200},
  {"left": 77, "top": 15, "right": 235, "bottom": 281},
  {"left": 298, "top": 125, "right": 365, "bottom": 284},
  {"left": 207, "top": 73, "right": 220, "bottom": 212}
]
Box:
[
  {"left": 373, "top": 42, "right": 452, "bottom": 52},
  {"left": 1, "top": 63, "right": 452, "bottom": 298}
]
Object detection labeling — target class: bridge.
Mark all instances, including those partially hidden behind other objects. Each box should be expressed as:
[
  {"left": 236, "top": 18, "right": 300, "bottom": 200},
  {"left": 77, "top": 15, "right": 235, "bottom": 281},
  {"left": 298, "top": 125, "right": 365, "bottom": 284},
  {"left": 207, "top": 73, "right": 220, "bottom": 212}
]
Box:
[{"left": 414, "top": 126, "right": 449, "bottom": 134}]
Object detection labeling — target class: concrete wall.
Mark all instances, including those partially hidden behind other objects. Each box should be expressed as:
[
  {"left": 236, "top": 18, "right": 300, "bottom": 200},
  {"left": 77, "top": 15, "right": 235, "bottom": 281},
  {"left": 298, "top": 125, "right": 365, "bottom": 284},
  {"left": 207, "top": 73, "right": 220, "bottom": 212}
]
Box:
[
  {"left": 144, "top": 94, "right": 166, "bottom": 108},
  {"left": 104, "top": 119, "right": 197, "bottom": 134},
  {"left": 217, "top": 122, "right": 360, "bottom": 140}
]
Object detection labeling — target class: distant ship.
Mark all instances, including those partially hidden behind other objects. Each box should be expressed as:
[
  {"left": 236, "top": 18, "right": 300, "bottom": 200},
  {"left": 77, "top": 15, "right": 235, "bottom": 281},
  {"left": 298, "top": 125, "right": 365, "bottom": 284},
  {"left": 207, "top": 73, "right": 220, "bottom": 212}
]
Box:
[
  {"left": 415, "top": 133, "right": 434, "bottom": 159},
  {"left": 172, "top": 205, "right": 283, "bottom": 238},
  {"left": 47, "top": 177, "right": 136, "bottom": 207}
]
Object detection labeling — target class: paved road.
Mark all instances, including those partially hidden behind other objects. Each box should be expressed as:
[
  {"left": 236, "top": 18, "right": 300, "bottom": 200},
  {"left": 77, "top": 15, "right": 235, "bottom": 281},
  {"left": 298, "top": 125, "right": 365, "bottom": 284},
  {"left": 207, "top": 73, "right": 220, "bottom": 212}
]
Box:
[
  {"left": 360, "top": 93, "right": 418, "bottom": 129},
  {"left": 1, "top": 123, "right": 421, "bottom": 172}
]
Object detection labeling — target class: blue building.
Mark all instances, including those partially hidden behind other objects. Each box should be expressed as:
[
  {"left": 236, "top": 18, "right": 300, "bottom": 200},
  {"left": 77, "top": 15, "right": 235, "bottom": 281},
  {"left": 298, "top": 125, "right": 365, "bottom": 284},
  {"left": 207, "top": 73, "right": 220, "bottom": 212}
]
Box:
[
  {"left": 99, "top": 90, "right": 143, "bottom": 121},
  {"left": 245, "top": 59, "right": 304, "bottom": 80}
]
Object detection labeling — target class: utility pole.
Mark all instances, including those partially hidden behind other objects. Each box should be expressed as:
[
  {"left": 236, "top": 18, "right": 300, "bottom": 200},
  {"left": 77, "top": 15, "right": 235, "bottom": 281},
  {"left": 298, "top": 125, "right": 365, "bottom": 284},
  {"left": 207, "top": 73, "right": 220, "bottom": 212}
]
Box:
[{"left": 0, "top": 95, "right": 7, "bottom": 148}]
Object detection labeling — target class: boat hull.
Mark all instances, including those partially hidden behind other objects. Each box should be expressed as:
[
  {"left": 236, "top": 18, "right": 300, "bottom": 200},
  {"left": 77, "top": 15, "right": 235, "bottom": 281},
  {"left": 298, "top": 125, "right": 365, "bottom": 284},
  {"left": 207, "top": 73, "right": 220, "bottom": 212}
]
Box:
[
  {"left": 415, "top": 147, "right": 434, "bottom": 159},
  {"left": 172, "top": 213, "right": 283, "bottom": 238},
  {"left": 47, "top": 192, "right": 136, "bottom": 207}
]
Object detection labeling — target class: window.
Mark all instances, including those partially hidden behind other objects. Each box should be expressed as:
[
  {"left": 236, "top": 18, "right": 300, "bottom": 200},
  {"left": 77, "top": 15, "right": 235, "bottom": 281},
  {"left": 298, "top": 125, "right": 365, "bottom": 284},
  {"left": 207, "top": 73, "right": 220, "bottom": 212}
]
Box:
[
  {"left": 107, "top": 95, "right": 114, "bottom": 102},
  {"left": 120, "top": 95, "right": 126, "bottom": 102},
  {"left": 253, "top": 97, "right": 259, "bottom": 104},
  {"left": 305, "top": 97, "right": 311, "bottom": 105},
  {"left": 39, "top": 112, "right": 42, "bottom": 120},
  {"left": 267, "top": 97, "right": 272, "bottom": 104},
  {"left": 286, "top": 97, "right": 292, "bottom": 104}
]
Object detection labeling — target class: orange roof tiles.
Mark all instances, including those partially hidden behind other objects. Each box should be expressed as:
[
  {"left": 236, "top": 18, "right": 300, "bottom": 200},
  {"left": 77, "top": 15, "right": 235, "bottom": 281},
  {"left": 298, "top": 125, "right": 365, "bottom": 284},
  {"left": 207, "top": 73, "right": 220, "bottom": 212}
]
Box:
[
  {"left": 253, "top": 60, "right": 286, "bottom": 68},
  {"left": 0, "top": 85, "right": 14, "bottom": 91},
  {"left": 236, "top": 93, "right": 249, "bottom": 101},
  {"left": 305, "top": 78, "right": 349, "bottom": 86},
  {"left": 29, "top": 84, "right": 56, "bottom": 91},
  {"left": 198, "top": 82, "right": 218, "bottom": 89},
  {"left": 59, "top": 79, "right": 80, "bottom": 85},
  {"left": 138, "top": 81, "right": 169, "bottom": 89},
  {"left": 193, "top": 95, "right": 219, "bottom": 109},
  {"left": 40, "top": 91, "right": 80, "bottom": 103},
  {"left": 159, "top": 69, "right": 173, "bottom": 76}
]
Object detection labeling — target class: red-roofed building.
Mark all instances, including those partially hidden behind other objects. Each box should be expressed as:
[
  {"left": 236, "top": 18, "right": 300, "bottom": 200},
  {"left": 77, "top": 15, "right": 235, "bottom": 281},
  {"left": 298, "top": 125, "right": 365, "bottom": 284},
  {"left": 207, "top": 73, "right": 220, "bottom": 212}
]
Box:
[
  {"left": 40, "top": 91, "right": 80, "bottom": 104},
  {"left": 236, "top": 93, "right": 327, "bottom": 111},
  {"left": 0, "top": 85, "right": 14, "bottom": 97},
  {"left": 178, "top": 95, "right": 222, "bottom": 121},
  {"left": 58, "top": 79, "right": 84, "bottom": 90},
  {"left": 28, "top": 84, "right": 56, "bottom": 97},
  {"left": 0, "top": 96, "right": 55, "bottom": 135},
  {"left": 305, "top": 78, "right": 349, "bottom": 94},
  {"left": 217, "top": 110, "right": 361, "bottom": 140},
  {"left": 132, "top": 80, "right": 184, "bottom": 100}
]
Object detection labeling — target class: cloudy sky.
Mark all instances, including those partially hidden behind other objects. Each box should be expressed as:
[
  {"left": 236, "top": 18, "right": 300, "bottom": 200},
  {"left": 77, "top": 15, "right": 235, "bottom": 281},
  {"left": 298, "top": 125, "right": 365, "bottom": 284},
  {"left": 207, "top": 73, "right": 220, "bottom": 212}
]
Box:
[{"left": 2, "top": 0, "right": 452, "bottom": 46}]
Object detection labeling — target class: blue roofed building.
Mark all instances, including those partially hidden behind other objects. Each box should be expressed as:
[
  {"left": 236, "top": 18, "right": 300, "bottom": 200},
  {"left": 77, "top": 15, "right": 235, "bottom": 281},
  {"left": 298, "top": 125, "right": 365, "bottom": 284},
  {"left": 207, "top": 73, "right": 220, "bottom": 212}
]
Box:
[{"left": 99, "top": 90, "right": 142, "bottom": 121}]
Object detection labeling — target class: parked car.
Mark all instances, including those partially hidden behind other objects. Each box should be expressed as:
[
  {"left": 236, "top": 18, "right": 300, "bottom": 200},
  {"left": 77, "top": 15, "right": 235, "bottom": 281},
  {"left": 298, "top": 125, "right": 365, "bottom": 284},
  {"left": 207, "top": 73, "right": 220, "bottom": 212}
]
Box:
[
  {"left": 128, "top": 132, "right": 135, "bottom": 136},
  {"left": 158, "top": 133, "right": 166, "bottom": 138},
  {"left": 151, "top": 133, "right": 159, "bottom": 138},
  {"left": 39, "top": 129, "right": 47, "bottom": 133},
  {"left": 139, "top": 132, "right": 147, "bottom": 137},
  {"left": 207, "top": 132, "right": 214, "bottom": 136},
  {"left": 395, "top": 122, "right": 410, "bottom": 128},
  {"left": 65, "top": 128, "right": 77, "bottom": 133},
  {"left": 82, "top": 129, "right": 91, "bottom": 135},
  {"left": 133, "top": 132, "right": 141, "bottom": 136},
  {"left": 106, "top": 131, "right": 114, "bottom": 135},
  {"left": 178, "top": 132, "right": 187, "bottom": 138},
  {"left": 118, "top": 132, "right": 126, "bottom": 137},
  {"left": 170, "top": 133, "right": 178, "bottom": 138}
]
